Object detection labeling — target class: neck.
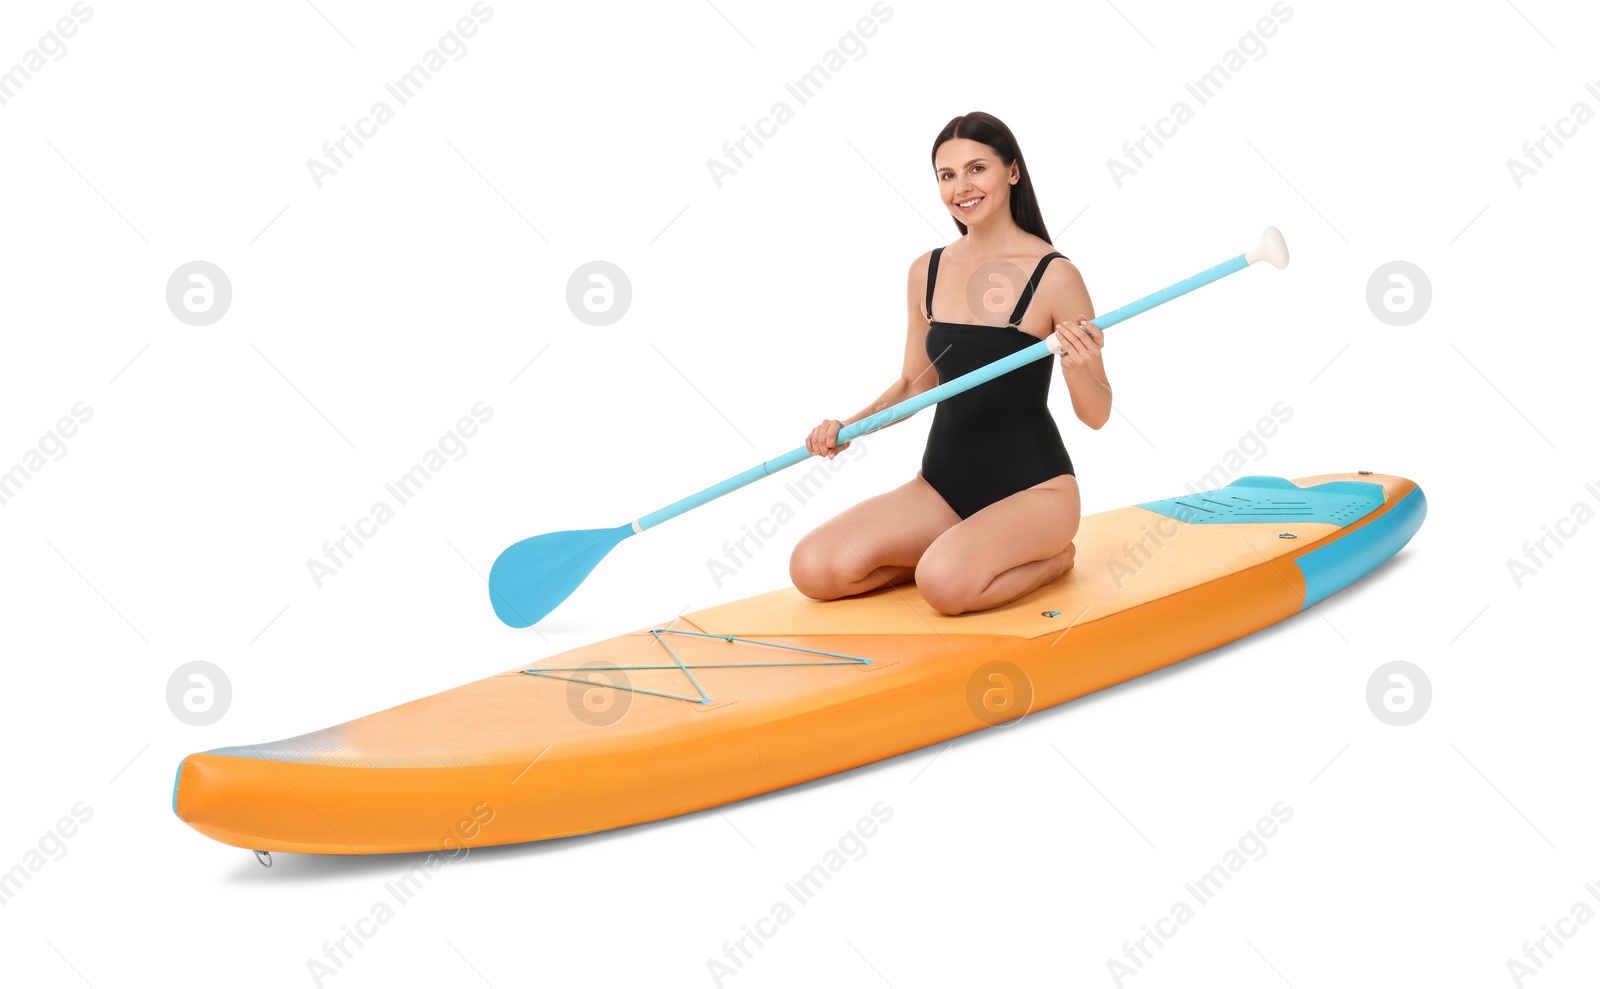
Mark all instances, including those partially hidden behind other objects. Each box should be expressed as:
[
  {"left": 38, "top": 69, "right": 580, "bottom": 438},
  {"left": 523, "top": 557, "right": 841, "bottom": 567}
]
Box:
[{"left": 961, "top": 211, "right": 1019, "bottom": 251}]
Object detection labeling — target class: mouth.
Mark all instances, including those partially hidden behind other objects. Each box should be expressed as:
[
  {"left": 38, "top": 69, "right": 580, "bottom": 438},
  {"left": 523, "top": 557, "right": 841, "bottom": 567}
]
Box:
[{"left": 954, "top": 196, "right": 983, "bottom": 214}]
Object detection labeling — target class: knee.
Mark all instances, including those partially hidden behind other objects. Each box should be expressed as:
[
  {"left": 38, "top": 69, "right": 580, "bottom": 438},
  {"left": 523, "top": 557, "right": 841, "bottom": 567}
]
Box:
[
  {"left": 915, "top": 553, "right": 976, "bottom": 616},
  {"left": 789, "top": 537, "right": 844, "bottom": 601}
]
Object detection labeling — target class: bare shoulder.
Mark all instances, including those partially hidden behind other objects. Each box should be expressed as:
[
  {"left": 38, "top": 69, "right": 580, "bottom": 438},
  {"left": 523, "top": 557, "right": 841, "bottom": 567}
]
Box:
[
  {"left": 1040, "top": 254, "right": 1087, "bottom": 292},
  {"left": 1039, "top": 253, "right": 1092, "bottom": 320},
  {"left": 1043, "top": 252, "right": 1081, "bottom": 278},
  {"left": 905, "top": 249, "right": 937, "bottom": 320},
  {"left": 906, "top": 248, "right": 936, "bottom": 303}
]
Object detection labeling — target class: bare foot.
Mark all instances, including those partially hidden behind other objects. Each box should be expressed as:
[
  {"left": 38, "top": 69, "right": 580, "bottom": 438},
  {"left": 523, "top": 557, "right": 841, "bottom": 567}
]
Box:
[{"left": 1052, "top": 542, "right": 1077, "bottom": 579}]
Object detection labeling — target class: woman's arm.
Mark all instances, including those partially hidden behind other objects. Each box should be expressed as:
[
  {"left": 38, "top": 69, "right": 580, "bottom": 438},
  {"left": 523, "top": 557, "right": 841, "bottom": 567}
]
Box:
[
  {"left": 1043, "top": 259, "right": 1113, "bottom": 430},
  {"left": 807, "top": 253, "right": 941, "bottom": 457}
]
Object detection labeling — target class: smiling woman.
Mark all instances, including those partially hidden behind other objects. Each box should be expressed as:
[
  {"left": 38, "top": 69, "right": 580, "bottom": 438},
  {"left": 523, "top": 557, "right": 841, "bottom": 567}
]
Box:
[{"left": 789, "top": 110, "right": 1111, "bottom": 616}]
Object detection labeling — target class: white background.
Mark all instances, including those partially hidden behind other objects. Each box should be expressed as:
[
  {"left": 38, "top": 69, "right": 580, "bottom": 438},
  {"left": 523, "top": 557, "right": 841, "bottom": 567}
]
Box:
[{"left": 1, "top": 0, "right": 1597, "bottom": 986}]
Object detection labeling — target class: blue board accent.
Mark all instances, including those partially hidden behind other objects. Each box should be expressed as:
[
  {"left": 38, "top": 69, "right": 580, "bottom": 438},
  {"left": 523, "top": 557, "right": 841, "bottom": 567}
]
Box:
[
  {"left": 172, "top": 758, "right": 184, "bottom": 816},
  {"left": 1136, "top": 475, "right": 1386, "bottom": 526},
  {"left": 1295, "top": 484, "right": 1427, "bottom": 610}
]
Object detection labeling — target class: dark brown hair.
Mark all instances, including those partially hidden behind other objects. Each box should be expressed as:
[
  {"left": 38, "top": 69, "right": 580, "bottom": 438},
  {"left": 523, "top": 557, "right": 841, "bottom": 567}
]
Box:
[{"left": 930, "top": 111, "right": 1051, "bottom": 243}]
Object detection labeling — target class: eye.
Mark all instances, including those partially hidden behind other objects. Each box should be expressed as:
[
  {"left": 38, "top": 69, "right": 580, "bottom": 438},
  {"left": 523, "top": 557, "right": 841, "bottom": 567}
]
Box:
[{"left": 972, "top": 164, "right": 985, "bottom": 173}]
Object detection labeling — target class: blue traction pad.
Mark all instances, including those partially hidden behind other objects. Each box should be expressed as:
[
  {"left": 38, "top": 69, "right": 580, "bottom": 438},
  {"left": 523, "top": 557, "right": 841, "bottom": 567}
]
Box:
[
  {"left": 1136, "top": 475, "right": 1386, "bottom": 526},
  {"left": 1294, "top": 484, "right": 1425, "bottom": 609}
]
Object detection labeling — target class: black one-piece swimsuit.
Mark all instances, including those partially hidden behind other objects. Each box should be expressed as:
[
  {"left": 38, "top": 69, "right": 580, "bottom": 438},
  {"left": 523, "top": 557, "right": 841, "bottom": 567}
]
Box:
[{"left": 920, "top": 247, "right": 1075, "bottom": 520}]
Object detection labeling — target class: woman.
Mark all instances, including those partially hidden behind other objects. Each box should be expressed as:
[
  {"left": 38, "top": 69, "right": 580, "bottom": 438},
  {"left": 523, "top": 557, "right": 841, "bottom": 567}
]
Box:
[{"left": 789, "top": 111, "right": 1111, "bottom": 616}]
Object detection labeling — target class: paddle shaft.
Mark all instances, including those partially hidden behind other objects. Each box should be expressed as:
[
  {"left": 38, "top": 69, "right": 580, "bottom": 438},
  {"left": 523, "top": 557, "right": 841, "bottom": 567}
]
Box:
[{"left": 634, "top": 251, "right": 1254, "bottom": 532}]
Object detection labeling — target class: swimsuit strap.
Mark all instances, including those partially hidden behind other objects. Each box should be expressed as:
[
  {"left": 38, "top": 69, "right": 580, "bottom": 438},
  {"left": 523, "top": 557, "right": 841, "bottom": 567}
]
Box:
[
  {"left": 1006, "top": 251, "right": 1067, "bottom": 326},
  {"left": 923, "top": 247, "right": 944, "bottom": 323}
]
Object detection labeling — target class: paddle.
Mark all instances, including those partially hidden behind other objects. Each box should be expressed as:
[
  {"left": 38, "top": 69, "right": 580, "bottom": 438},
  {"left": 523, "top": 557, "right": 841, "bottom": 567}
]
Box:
[{"left": 488, "top": 227, "right": 1291, "bottom": 628}]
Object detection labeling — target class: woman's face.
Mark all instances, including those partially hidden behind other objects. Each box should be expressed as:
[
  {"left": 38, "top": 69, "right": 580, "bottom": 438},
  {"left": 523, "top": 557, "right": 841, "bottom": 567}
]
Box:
[{"left": 934, "top": 138, "right": 1017, "bottom": 226}]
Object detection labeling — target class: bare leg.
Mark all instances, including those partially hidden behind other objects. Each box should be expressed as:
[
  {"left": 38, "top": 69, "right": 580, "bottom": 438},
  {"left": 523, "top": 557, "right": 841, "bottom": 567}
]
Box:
[
  {"left": 915, "top": 475, "right": 1082, "bottom": 615},
  {"left": 790, "top": 472, "right": 960, "bottom": 600}
]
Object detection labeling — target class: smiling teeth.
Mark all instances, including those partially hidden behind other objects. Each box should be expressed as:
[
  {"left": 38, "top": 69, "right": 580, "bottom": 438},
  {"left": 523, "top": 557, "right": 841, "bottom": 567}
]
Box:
[{"left": 958, "top": 198, "right": 981, "bottom": 207}]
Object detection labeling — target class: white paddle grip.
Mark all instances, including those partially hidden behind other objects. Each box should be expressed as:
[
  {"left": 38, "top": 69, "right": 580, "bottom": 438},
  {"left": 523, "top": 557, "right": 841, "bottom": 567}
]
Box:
[{"left": 1246, "top": 226, "right": 1290, "bottom": 268}]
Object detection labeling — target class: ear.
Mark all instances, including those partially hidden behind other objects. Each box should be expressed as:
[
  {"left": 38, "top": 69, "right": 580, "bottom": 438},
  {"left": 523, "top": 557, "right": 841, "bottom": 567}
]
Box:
[{"left": 1009, "top": 162, "right": 1019, "bottom": 184}]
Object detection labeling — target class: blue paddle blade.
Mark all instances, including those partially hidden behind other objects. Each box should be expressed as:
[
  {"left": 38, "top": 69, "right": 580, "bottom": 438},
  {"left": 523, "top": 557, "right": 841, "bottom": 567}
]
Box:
[{"left": 488, "top": 524, "right": 635, "bottom": 628}]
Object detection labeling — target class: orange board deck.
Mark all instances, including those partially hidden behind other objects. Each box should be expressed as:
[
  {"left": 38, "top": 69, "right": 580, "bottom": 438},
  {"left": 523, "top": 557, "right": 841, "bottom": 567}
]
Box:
[{"left": 175, "top": 472, "right": 1425, "bottom": 856}]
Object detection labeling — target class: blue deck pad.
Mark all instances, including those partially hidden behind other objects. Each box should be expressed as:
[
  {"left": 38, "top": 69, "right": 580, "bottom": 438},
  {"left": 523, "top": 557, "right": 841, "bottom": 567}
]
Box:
[
  {"left": 1294, "top": 485, "right": 1427, "bottom": 610},
  {"left": 1136, "top": 475, "right": 1387, "bottom": 526}
]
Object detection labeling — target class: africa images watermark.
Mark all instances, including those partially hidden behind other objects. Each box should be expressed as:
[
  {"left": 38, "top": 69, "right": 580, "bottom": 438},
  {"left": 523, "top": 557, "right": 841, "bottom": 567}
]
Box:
[
  {"left": 1106, "top": 801, "right": 1294, "bottom": 986},
  {"left": 705, "top": 1, "right": 894, "bottom": 190},
  {"left": 705, "top": 800, "right": 894, "bottom": 985},
  {"left": 1504, "top": 479, "right": 1600, "bottom": 589},
  {"left": 305, "top": 402, "right": 493, "bottom": 588},
  {"left": 305, "top": 801, "right": 494, "bottom": 986},
  {"left": 1108, "top": 401, "right": 1293, "bottom": 590},
  {"left": 0, "top": 401, "right": 94, "bottom": 509},
  {"left": 0, "top": 2, "right": 94, "bottom": 109},
  {"left": 706, "top": 437, "right": 870, "bottom": 589},
  {"left": 305, "top": 1, "right": 494, "bottom": 189},
  {"left": 1105, "top": 1, "right": 1294, "bottom": 189},
  {"left": 1182, "top": 401, "right": 1293, "bottom": 495},
  {"left": 0, "top": 802, "right": 94, "bottom": 909},
  {"left": 1505, "top": 80, "right": 1600, "bottom": 190},
  {"left": 1504, "top": 880, "right": 1600, "bottom": 986}
]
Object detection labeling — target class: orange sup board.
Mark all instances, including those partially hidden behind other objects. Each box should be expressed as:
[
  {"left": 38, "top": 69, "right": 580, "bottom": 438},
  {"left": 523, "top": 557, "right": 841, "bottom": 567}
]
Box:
[{"left": 175, "top": 472, "right": 1424, "bottom": 856}]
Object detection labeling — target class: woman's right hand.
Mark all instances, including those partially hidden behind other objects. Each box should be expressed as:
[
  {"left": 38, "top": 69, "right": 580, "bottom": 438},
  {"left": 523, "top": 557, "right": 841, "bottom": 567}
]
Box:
[{"left": 806, "top": 419, "right": 850, "bottom": 459}]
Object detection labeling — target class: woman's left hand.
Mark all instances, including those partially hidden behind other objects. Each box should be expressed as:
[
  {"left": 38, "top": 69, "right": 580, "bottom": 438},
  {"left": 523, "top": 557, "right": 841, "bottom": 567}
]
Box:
[{"left": 1053, "top": 314, "right": 1104, "bottom": 370}]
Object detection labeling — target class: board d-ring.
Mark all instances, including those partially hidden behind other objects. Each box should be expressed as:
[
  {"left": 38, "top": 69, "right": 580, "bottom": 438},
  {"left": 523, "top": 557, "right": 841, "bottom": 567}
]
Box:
[{"left": 253, "top": 850, "right": 273, "bottom": 868}]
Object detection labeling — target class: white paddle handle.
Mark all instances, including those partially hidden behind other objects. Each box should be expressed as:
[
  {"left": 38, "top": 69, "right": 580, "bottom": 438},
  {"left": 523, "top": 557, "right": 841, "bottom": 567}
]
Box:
[{"left": 1245, "top": 225, "right": 1290, "bottom": 268}]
